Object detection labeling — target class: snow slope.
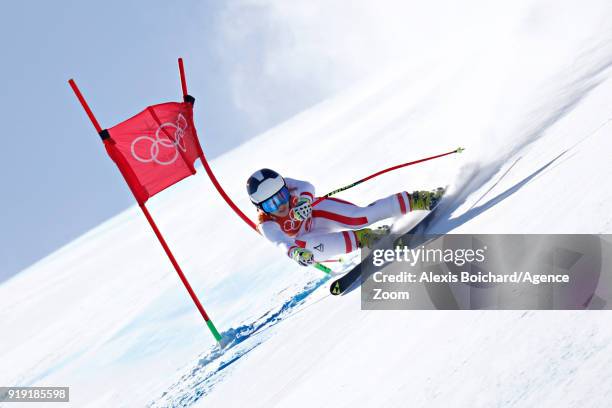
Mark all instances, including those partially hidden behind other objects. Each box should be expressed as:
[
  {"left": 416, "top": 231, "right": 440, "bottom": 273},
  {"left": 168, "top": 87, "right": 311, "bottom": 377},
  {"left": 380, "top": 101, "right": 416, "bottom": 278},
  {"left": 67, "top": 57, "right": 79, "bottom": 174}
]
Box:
[{"left": 2, "top": 2, "right": 612, "bottom": 407}]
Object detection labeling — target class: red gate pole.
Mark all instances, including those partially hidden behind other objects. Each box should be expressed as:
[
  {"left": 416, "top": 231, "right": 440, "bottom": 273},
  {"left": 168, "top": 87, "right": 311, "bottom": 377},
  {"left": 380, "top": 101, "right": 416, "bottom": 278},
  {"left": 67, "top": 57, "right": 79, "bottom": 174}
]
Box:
[
  {"left": 177, "top": 58, "right": 257, "bottom": 232},
  {"left": 68, "top": 78, "right": 223, "bottom": 343},
  {"left": 177, "top": 60, "right": 332, "bottom": 274},
  {"left": 138, "top": 204, "right": 222, "bottom": 341}
]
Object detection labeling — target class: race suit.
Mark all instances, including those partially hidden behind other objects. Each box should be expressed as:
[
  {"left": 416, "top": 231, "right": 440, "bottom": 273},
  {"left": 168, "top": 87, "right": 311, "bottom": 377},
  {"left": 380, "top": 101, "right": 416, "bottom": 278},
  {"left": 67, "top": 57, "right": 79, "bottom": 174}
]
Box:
[{"left": 257, "top": 177, "right": 413, "bottom": 261}]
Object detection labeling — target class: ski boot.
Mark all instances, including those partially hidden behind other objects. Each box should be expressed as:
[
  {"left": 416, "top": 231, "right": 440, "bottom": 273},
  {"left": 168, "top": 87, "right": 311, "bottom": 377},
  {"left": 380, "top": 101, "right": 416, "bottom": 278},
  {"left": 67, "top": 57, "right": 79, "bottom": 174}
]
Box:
[
  {"left": 409, "top": 187, "right": 445, "bottom": 211},
  {"left": 354, "top": 225, "right": 391, "bottom": 249}
]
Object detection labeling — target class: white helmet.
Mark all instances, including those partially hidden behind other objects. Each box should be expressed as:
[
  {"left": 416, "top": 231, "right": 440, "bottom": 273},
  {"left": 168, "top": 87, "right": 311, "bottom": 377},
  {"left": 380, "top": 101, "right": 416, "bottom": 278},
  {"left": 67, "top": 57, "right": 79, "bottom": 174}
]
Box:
[{"left": 246, "top": 168, "right": 286, "bottom": 207}]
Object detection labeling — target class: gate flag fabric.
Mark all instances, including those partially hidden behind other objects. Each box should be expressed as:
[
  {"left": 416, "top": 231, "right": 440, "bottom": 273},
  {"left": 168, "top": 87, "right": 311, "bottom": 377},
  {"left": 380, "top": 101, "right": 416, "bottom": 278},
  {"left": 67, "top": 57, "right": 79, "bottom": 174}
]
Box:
[{"left": 103, "top": 101, "right": 202, "bottom": 204}]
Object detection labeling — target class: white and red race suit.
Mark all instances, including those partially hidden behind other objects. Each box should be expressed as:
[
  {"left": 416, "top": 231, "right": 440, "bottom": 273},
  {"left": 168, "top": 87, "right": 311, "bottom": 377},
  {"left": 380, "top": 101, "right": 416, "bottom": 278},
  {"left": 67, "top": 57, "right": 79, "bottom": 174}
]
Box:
[{"left": 257, "top": 177, "right": 413, "bottom": 261}]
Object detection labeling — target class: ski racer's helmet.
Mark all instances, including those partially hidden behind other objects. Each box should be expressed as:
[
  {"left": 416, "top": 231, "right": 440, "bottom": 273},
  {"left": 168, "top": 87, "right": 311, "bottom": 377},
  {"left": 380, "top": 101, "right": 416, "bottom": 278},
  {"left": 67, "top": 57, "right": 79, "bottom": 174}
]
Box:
[{"left": 246, "top": 169, "right": 290, "bottom": 213}]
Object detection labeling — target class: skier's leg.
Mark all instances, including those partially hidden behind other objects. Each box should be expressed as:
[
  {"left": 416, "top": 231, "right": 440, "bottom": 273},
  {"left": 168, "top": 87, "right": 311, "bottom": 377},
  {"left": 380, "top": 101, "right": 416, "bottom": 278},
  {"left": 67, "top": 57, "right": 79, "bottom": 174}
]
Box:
[
  {"left": 302, "top": 190, "right": 444, "bottom": 256},
  {"left": 295, "top": 230, "right": 359, "bottom": 261},
  {"left": 311, "top": 193, "right": 412, "bottom": 231}
]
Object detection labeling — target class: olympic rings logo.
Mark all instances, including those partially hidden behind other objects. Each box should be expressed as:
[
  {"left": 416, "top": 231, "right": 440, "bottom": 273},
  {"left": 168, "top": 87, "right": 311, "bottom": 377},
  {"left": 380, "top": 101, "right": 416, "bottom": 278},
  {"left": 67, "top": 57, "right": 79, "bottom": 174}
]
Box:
[
  {"left": 283, "top": 211, "right": 301, "bottom": 232},
  {"left": 282, "top": 204, "right": 313, "bottom": 232},
  {"left": 131, "top": 114, "right": 189, "bottom": 165}
]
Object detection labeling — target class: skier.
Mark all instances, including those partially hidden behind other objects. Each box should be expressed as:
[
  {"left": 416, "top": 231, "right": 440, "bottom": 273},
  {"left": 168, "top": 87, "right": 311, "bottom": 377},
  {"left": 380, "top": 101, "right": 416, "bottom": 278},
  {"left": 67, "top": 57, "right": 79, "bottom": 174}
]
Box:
[{"left": 247, "top": 169, "right": 443, "bottom": 267}]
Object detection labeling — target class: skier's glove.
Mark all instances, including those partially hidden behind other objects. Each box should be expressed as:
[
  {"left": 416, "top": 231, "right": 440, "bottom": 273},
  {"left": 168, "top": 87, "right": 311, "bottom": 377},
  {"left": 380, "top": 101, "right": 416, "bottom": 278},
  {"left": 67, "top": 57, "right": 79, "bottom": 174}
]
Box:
[
  {"left": 290, "top": 247, "right": 315, "bottom": 267},
  {"left": 291, "top": 197, "right": 312, "bottom": 221}
]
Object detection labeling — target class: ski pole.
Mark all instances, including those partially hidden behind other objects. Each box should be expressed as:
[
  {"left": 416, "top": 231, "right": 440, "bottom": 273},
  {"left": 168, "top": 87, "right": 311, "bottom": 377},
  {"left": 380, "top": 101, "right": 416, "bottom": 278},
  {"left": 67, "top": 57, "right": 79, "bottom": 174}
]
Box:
[
  {"left": 311, "top": 147, "right": 465, "bottom": 207},
  {"left": 320, "top": 258, "right": 344, "bottom": 263},
  {"left": 314, "top": 263, "right": 332, "bottom": 273},
  {"left": 311, "top": 147, "right": 464, "bottom": 274}
]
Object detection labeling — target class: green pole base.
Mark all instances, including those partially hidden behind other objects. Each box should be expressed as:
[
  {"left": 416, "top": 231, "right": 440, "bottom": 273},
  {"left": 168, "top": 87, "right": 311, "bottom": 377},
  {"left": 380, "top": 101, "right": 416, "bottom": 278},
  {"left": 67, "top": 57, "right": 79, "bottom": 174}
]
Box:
[{"left": 206, "top": 319, "right": 223, "bottom": 342}]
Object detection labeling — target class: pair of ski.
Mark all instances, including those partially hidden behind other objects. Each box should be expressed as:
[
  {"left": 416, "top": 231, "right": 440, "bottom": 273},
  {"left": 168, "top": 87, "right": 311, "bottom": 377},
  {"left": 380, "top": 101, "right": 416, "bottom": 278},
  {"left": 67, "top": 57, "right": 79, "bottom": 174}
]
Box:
[{"left": 329, "top": 191, "right": 446, "bottom": 296}]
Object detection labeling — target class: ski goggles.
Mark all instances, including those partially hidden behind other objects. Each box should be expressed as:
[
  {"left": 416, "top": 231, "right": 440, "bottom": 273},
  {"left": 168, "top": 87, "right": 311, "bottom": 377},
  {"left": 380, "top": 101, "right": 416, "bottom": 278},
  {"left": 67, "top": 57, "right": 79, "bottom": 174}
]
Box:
[{"left": 260, "top": 186, "right": 291, "bottom": 213}]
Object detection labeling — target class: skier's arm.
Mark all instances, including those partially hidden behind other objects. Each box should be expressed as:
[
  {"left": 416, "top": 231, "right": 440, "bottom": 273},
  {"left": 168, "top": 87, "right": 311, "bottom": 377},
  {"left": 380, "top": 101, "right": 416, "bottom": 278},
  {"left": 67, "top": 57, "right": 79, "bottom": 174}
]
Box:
[
  {"left": 258, "top": 220, "right": 301, "bottom": 258},
  {"left": 285, "top": 177, "right": 315, "bottom": 220},
  {"left": 285, "top": 177, "right": 315, "bottom": 202}
]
